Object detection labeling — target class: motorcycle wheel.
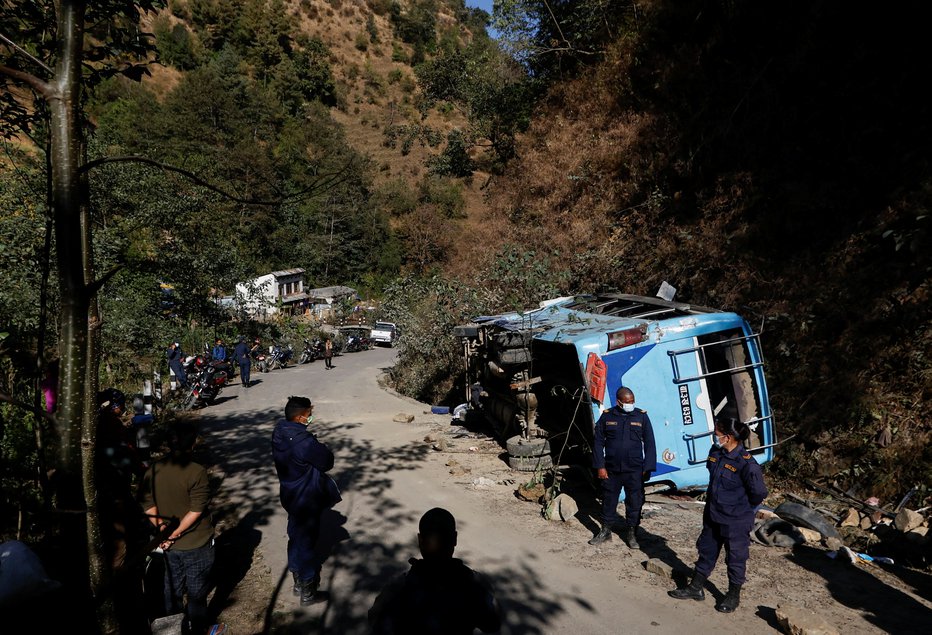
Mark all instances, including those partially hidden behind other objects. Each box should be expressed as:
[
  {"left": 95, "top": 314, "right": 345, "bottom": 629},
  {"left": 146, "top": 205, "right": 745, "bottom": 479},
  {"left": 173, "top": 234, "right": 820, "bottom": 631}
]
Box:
[
  {"left": 260, "top": 361, "right": 268, "bottom": 373},
  {"left": 182, "top": 391, "right": 198, "bottom": 410},
  {"left": 299, "top": 353, "right": 308, "bottom": 364}
]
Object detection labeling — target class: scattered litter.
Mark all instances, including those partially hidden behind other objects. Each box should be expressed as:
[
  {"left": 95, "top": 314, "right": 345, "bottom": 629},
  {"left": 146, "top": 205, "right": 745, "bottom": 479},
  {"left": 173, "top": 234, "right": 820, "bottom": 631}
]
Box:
[
  {"left": 754, "top": 518, "right": 804, "bottom": 547},
  {"left": 468, "top": 446, "right": 479, "bottom": 452},
  {"left": 472, "top": 477, "right": 497, "bottom": 490},
  {"left": 431, "top": 405, "right": 450, "bottom": 415},
  {"left": 452, "top": 403, "right": 468, "bottom": 421},
  {"left": 865, "top": 496, "right": 881, "bottom": 507},
  {"left": 827, "top": 547, "right": 894, "bottom": 566}
]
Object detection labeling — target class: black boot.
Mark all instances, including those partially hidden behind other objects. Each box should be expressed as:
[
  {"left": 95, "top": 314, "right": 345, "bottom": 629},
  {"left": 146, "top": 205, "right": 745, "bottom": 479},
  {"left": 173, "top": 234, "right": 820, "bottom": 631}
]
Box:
[
  {"left": 299, "top": 576, "right": 319, "bottom": 606},
  {"left": 292, "top": 571, "right": 300, "bottom": 597},
  {"left": 588, "top": 524, "right": 613, "bottom": 545},
  {"left": 668, "top": 571, "right": 706, "bottom": 601},
  {"left": 715, "top": 583, "right": 741, "bottom": 613},
  {"left": 623, "top": 526, "right": 640, "bottom": 549}
]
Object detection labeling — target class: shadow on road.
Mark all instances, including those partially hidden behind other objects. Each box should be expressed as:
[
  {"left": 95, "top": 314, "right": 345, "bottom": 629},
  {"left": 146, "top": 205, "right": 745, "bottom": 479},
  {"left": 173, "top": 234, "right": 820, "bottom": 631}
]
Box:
[
  {"left": 196, "top": 402, "right": 595, "bottom": 634},
  {"left": 786, "top": 545, "right": 931, "bottom": 634}
]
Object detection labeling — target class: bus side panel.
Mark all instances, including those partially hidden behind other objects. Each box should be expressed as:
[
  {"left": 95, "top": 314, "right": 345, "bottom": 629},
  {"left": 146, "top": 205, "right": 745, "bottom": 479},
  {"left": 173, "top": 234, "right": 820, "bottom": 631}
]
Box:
[{"left": 600, "top": 340, "right": 714, "bottom": 491}]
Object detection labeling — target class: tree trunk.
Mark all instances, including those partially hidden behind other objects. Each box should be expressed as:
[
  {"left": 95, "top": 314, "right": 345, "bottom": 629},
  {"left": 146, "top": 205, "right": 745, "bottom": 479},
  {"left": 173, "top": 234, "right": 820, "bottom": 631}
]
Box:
[{"left": 48, "top": 2, "right": 117, "bottom": 632}]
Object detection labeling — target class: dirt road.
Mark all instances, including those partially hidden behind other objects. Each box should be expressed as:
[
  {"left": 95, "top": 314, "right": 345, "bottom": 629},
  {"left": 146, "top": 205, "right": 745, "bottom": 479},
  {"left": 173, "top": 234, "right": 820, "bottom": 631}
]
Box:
[{"left": 195, "top": 347, "right": 931, "bottom": 634}]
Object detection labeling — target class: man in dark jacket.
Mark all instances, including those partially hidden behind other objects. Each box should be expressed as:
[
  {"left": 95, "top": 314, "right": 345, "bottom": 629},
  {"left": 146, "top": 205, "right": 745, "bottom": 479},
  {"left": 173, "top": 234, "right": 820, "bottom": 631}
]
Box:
[
  {"left": 271, "top": 396, "right": 340, "bottom": 605},
  {"left": 589, "top": 386, "right": 656, "bottom": 549},
  {"left": 166, "top": 341, "right": 188, "bottom": 389},
  {"left": 368, "top": 507, "right": 501, "bottom": 634},
  {"left": 233, "top": 336, "right": 251, "bottom": 388}
]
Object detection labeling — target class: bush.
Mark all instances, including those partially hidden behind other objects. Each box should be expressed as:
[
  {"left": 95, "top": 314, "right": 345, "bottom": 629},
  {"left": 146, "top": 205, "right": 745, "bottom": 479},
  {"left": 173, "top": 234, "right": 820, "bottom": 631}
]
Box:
[{"left": 381, "top": 276, "right": 491, "bottom": 403}]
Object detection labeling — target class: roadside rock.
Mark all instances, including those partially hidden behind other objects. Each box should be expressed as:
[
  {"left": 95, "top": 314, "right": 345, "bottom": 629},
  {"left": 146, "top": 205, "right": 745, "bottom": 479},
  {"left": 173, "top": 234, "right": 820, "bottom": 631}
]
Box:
[
  {"left": 552, "top": 493, "right": 579, "bottom": 521},
  {"left": 775, "top": 604, "right": 840, "bottom": 635},
  {"left": 517, "top": 482, "right": 546, "bottom": 502},
  {"left": 824, "top": 536, "right": 844, "bottom": 551},
  {"left": 797, "top": 527, "right": 822, "bottom": 544},
  {"left": 394, "top": 413, "right": 415, "bottom": 423},
  {"left": 644, "top": 558, "right": 674, "bottom": 578},
  {"left": 840, "top": 508, "right": 860, "bottom": 527},
  {"left": 895, "top": 508, "right": 924, "bottom": 533},
  {"left": 424, "top": 433, "right": 439, "bottom": 443}
]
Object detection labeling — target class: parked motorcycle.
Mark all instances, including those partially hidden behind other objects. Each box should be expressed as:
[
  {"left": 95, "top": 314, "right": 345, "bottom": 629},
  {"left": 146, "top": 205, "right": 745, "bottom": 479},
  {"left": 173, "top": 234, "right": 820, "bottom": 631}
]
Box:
[
  {"left": 252, "top": 348, "right": 269, "bottom": 373},
  {"left": 181, "top": 362, "right": 228, "bottom": 410},
  {"left": 268, "top": 342, "right": 294, "bottom": 370},
  {"left": 299, "top": 339, "right": 318, "bottom": 364}
]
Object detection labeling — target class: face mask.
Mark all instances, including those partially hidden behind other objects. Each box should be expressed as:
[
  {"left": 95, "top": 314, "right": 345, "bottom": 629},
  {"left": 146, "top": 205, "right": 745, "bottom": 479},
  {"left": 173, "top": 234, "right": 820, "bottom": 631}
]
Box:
[
  {"left": 306, "top": 415, "right": 314, "bottom": 425},
  {"left": 621, "top": 402, "right": 635, "bottom": 413},
  {"left": 713, "top": 434, "right": 727, "bottom": 448}
]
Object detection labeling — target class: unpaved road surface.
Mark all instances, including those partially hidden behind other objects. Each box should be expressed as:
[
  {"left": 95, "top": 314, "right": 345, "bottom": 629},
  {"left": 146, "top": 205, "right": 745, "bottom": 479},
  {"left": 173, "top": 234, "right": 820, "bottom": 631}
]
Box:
[{"left": 195, "top": 347, "right": 932, "bottom": 634}]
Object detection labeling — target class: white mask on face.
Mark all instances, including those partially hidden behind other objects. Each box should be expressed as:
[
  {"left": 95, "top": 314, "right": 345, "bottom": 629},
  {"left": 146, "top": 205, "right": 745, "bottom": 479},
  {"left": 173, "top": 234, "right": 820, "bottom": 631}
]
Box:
[{"left": 621, "top": 402, "right": 635, "bottom": 413}]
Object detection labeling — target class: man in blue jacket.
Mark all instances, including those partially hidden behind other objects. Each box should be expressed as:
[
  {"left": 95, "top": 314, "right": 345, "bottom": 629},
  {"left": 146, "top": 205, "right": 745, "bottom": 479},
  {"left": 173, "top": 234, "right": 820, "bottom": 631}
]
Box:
[
  {"left": 166, "top": 342, "right": 188, "bottom": 389},
  {"left": 271, "top": 396, "right": 340, "bottom": 606},
  {"left": 590, "top": 386, "right": 656, "bottom": 549},
  {"left": 233, "top": 336, "right": 251, "bottom": 388},
  {"left": 211, "top": 338, "right": 227, "bottom": 362}
]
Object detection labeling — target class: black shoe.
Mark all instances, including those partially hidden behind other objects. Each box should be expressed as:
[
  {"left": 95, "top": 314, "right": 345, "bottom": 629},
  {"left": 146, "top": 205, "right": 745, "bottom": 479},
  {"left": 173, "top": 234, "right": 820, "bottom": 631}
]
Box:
[
  {"left": 292, "top": 572, "right": 300, "bottom": 597},
  {"left": 588, "top": 524, "right": 613, "bottom": 545},
  {"left": 299, "top": 576, "right": 319, "bottom": 606},
  {"left": 668, "top": 571, "right": 706, "bottom": 601},
  {"left": 715, "top": 583, "right": 741, "bottom": 613},
  {"left": 623, "top": 526, "right": 640, "bottom": 549}
]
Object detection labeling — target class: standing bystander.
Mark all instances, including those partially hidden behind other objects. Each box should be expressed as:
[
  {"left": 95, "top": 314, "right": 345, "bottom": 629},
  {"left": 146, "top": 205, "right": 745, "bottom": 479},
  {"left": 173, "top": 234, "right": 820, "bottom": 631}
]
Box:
[
  {"left": 324, "top": 338, "right": 333, "bottom": 370},
  {"left": 271, "top": 396, "right": 341, "bottom": 606},
  {"left": 233, "top": 336, "right": 251, "bottom": 388},
  {"left": 139, "top": 421, "right": 218, "bottom": 634},
  {"left": 368, "top": 507, "right": 502, "bottom": 634},
  {"left": 166, "top": 342, "right": 188, "bottom": 389}
]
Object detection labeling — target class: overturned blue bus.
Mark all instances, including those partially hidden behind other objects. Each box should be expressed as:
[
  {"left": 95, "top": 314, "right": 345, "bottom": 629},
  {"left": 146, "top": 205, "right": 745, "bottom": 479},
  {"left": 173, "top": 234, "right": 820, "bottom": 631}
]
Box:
[{"left": 454, "top": 293, "right": 776, "bottom": 491}]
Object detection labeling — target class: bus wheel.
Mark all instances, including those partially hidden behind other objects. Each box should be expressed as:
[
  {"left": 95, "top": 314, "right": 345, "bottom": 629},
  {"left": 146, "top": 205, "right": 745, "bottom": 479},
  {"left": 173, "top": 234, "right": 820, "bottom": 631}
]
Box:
[
  {"left": 506, "top": 435, "right": 550, "bottom": 457},
  {"left": 508, "top": 454, "right": 554, "bottom": 472}
]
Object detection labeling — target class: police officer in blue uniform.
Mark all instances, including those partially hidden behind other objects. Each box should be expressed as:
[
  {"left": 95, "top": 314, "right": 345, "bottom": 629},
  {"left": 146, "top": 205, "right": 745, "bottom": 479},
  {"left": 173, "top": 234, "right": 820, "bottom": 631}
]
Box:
[
  {"left": 272, "top": 396, "right": 341, "bottom": 606},
  {"left": 166, "top": 341, "right": 188, "bottom": 389},
  {"left": 668, "top": 414, "right": 768, "bottom": 613},
  {"left": 589, "top": 386, "right": 656, "bottom": 549},
  {"left": 233, "top": 336, "right": 251, "bottom": 388}
]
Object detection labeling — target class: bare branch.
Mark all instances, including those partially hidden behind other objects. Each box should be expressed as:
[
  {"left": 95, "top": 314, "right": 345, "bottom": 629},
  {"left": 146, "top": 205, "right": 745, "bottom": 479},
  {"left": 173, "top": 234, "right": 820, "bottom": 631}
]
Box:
[
  {"left": 0, "top": 392, "right": 58, "bottom": 425},
  {"left": 87, "top": 264, "right": 124, "bottom": 298},
  {"left": 0, "top": 31, "right": 54, "bottom": 76},
  {"left": 79, "top": 155, "right": 355, "bottom": 205},
  {"left": 0, "top": 63, "right": 55, "bottom": 98}
]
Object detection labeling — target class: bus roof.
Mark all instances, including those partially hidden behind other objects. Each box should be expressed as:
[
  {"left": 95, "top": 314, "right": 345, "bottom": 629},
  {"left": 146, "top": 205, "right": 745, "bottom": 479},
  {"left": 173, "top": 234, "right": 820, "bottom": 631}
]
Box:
[{"left": 472, "top": 294, "right": 741, "bottom": 346}]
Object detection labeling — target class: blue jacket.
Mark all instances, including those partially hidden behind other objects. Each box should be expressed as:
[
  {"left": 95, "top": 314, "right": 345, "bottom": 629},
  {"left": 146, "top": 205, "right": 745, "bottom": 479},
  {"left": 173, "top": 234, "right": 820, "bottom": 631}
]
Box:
[
  {"left": 592, "top": 406, "right": 657, "bottom": 473},
  {"left": 271, "top": 419, "right": 337, "bottom": 517},
  {"left": 233, "top": 341, "right": 250, "bottom": 364},
  {"left": 705, "top": 443, "right": 768, "bottom": 525},
  {"left": 166, "top": 347, "right": 184, "bottom": 366},
  {"left": 212, "top": 345, "right": 226, "bottom": 361}
]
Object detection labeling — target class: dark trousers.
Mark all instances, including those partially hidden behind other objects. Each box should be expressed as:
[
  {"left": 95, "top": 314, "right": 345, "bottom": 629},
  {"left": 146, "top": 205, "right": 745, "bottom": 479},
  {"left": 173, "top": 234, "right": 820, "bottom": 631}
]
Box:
[
  {"left": 694, "top": 511, "right": 752, "bottom": 585},
  {"left": 169, "top": 362, "right": 188, "bottom": 388},
  {"left": 287, "top": 513, "right": 322, "bottom": 581},
  {"left": 163, "top": 540, "right": 214, "bottom": 632},
  {"left": 324, "top": 354, "right": 333, "bottom": 369},
  {"left": 600, "top": 471, "right": 645, "bottom": 526},
  {"left": 239, "top": 361, "right": 251, "bottom": 386}
]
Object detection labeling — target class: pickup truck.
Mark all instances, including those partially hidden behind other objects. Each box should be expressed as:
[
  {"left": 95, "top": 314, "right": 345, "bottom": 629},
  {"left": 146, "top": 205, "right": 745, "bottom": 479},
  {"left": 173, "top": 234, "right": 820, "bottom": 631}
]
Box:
[{"left": 370, "top": 321, "right": 399, "bottom": 347}]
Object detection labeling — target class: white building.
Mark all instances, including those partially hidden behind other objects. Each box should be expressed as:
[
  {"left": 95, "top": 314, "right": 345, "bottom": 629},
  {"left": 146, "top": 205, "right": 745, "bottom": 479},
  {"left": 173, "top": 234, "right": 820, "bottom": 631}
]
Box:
[
  {"left": 233, "top": 268, "right": 308, "bottom": 318},
  {"left": 306, "top": 285, "right": 358, "bottom": 318}
]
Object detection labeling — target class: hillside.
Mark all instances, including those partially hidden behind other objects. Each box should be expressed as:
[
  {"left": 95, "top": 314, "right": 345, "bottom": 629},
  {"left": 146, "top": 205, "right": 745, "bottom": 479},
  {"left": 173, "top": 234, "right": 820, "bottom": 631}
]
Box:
[{"left": 443, "top": 1, "right": 932, "bottom": 502}]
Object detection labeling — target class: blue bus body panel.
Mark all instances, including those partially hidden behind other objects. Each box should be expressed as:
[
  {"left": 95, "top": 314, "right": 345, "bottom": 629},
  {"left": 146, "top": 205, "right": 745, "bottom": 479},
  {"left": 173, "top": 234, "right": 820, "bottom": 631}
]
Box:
[{"left": 474, "top": 298, "right": 774, "bottom": 491}]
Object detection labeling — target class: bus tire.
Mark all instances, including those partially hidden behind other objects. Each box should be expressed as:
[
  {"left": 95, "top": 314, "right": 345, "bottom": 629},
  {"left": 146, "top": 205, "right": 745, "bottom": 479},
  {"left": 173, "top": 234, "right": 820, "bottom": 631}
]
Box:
[
  {"left": 508, "top": 454, "right": 554, "bottom": 472},
  {"left": 506, "top": 435, "right": 550, "bottom": 457},
  {"left": 774, "top": 502, "right": 842, "bottom": 541},
  {"left": 498, "top": 348, "right": 531, "bottom": 365}
]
